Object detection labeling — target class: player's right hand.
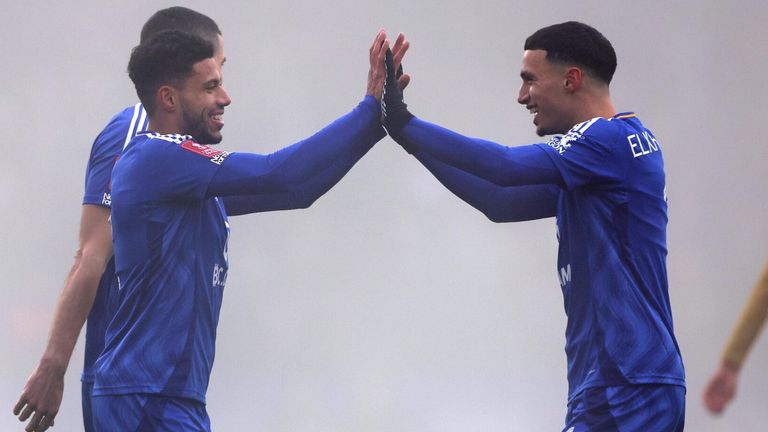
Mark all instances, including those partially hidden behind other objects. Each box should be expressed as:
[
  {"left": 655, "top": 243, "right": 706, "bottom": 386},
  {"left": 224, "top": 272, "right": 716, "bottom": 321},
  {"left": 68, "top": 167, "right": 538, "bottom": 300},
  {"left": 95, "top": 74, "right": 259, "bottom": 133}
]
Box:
[{"left": 13, "top": 366, "right": 62, "bottom": 432}]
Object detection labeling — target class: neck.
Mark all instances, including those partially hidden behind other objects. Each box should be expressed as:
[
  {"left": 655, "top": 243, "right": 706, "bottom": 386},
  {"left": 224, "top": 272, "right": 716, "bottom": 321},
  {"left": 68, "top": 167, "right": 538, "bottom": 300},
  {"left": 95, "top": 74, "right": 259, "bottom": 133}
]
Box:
[
  {"left": 571, "top": 89, "right": 616, "bottom": 126},
  {"left": 147, "top": 113, "right": 183, "bottom": 136}
]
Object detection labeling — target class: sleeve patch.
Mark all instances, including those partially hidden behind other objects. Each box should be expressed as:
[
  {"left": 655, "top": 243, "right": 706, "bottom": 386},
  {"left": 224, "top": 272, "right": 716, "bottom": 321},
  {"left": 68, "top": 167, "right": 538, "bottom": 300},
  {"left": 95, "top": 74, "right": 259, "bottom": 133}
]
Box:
[
  {"left": 180, "top": 140, "right": 230, "bottom": 165},
  {"left": 546, "top": 117, "right": 601, "bottom": 155}
]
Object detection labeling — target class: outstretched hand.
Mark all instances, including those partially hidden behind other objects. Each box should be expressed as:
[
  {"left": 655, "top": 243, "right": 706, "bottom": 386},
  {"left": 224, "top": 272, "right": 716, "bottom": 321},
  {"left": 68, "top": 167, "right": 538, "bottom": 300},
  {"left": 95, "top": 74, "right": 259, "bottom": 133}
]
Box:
[
  {"left": 367, "top": 30, "right": 389, "bottom": 101},
  {"left": 367, "top": 30, "right": 411, "bottom": 102}
]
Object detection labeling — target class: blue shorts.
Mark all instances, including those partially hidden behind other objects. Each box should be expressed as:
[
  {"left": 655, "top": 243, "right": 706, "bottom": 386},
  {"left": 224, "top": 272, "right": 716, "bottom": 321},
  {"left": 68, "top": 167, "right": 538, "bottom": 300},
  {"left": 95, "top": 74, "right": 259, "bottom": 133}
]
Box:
[
  {"left": 92, "top": 393, "right": 210, "bottom": 432},
  {"left": 564, "top": 384, "right": 685, "bottom": 432},
  {"left": 82, "top": 381, "right": 96, "bottom": 432}
]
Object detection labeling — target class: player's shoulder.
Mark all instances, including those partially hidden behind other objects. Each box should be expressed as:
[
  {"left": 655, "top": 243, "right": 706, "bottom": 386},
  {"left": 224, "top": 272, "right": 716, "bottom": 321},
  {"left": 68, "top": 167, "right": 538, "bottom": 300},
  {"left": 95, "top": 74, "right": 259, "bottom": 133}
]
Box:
[
  {"left": 93, "top": 103, "right": 148, "bottom": 152},
  {"left": 542, "top": 117, "right": 604, "bottom": 154},
  {"left": 568, "top": 114, "right": 639, "bottom": 145},
  {"left": 129, "top": 132, "right": 192, "bottom": 156},
  {"left": 102, "top": 103, "right": 146, "bottom": 134},
  {"left": 127, "top": 133, "right": 231, "bottom": 169},
  {"left": 576, "top": 115, "right": 630, "bottom": 138},
  {"left": 116, "top": 133, "right": 191, "bottom": 179}
]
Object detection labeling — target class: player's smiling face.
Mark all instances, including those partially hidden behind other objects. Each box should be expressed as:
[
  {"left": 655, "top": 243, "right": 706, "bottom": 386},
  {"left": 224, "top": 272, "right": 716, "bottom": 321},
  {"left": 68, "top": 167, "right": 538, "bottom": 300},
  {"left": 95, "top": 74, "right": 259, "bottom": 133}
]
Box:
[
  {"left": 178, "top": 56, "right": 231, "bottom": 144},
  {"left": 517, "top": 50, "right": 573, "bottom": 136}
]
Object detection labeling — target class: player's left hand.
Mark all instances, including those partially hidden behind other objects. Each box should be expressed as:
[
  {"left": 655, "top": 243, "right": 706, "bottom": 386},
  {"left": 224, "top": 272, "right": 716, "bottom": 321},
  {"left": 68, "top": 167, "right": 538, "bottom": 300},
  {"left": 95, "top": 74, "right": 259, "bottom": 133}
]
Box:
[
  {"left": 390, "top": 32, "right": 411, "bottom": 91},
  {"left": 381, "top": 47, "right": 414, "bottom": 140}
]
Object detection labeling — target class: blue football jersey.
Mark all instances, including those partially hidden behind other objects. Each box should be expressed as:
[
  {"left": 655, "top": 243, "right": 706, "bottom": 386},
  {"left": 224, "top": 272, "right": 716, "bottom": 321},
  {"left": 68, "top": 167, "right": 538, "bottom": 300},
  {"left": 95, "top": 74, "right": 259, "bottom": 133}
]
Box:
[
  {"left": 81, "top": 103, "right": 148, "bottom": 383},
  {"left": 94, "top": 132, "right": 231, "bottom": 403},
  {"left": 95, "top": 96, "right": 384, "bottom": 403},
  {"left": 536, "top": 114, "right": 685, "bottom": 400}
]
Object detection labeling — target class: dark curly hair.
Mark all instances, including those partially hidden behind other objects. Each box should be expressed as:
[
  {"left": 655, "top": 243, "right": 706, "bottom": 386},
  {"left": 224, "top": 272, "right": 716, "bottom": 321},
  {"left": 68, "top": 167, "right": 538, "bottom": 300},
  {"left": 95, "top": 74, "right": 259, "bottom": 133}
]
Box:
[
  {"left": 128, "top": 30, "right": 214, "bottom": 115},
  {"left": 140, "top": 6, "right": 221, "bottom": 44}
]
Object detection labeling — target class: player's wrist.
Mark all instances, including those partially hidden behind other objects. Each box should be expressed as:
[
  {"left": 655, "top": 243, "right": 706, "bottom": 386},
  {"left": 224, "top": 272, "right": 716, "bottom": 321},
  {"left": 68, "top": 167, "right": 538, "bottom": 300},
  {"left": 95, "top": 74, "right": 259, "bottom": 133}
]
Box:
[
  {"left": 39, "top": 344, "right": 75, "bottom": 375},
  {"left": 37, "top": 356, "right": 68, "bottom": 377}
]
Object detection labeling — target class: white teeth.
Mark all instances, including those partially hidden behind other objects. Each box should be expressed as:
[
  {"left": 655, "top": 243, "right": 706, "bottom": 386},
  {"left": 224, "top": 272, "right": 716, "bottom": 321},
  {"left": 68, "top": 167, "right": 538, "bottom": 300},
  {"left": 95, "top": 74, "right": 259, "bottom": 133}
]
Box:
[{"left": 212, "top": 114, "right": 222, "bottom": 121}]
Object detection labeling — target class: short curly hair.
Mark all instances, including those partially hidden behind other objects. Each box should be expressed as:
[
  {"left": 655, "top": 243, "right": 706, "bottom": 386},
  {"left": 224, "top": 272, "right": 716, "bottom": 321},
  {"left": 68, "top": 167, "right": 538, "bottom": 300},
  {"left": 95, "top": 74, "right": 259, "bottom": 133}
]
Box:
[
  {"left": 128, "top": 30, "right": 214, "bottom": 115},
  {"left": 140, "top": 6, "right": 221, "bottom": 45}
]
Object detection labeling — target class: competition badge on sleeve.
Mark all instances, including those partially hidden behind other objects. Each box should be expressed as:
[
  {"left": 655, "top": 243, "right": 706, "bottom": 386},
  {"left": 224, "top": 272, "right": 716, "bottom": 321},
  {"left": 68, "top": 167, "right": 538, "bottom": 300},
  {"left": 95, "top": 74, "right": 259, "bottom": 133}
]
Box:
[{"left": 180, "top": 140, "right": 230, "bottom": 165}]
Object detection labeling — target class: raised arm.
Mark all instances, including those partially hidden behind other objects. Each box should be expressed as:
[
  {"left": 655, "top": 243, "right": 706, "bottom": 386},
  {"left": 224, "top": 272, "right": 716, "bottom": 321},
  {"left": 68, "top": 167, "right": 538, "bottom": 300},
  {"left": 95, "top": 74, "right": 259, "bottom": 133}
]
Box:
[
  {"left": 221, "top": 147, "right": 371, "bottom": 215},
  {"left": 14, "top": 204, "right": 113, "bottom": 432},
  {"left": 413, "top": 151, "right": 558, "bottom": 222},
  {"left": 208, "top": 94, "right": 383, "bottom": 203},
  {"left": 402, "top": 119, "right": 563, "bottom": 187},
  {"left": 215, "top": 31, "right": 412, "bottom": 215}
]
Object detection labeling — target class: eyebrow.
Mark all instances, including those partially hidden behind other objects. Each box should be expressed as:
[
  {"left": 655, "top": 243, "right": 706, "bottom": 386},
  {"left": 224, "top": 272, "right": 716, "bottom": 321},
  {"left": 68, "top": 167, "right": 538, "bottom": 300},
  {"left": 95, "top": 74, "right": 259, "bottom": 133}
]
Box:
[
  {"left": 204, "top": 77, "right": 222, "bottom": 88},
  {"left": 520, "top": 71, "right": 535, "bottom": 80}
]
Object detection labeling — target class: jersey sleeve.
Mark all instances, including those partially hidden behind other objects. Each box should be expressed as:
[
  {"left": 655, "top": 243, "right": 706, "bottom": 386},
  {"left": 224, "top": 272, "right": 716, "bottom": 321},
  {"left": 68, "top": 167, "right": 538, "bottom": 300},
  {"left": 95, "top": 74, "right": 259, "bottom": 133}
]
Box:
[
  {"left": 413, "top": 151, "right": 558, "bottom": 222},
  {"left": 207, "top": 96, "right": 383, "bottom": 202},
  {"left": 398, "top": 117, "right": 562, "bottom": 187},
  {"left": 535, "top": 117, "right": 623, "bottom": 190},
  {"left": 221, "top": 155, "right": 368, "bottom": 215},
  {"left": 83, "top": 104, "right": 148, "bottom": 206}
]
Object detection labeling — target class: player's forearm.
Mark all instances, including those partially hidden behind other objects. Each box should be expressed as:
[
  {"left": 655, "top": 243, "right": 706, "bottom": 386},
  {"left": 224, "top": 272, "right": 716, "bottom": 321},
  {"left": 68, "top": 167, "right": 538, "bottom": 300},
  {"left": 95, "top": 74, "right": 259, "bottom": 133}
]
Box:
[
  {"left": 722, "top": 262, "right": 768, "bottom": 367},
  {"left": 208, "top": 97, "right": 384, "bottom": 198},
  {"left": 398, "top": 118, "right": 562, "bottom": 187},
  {"left": 38, "top": 253, "right": 107, "bottom": 373},
  {"left": 223, "top": 154, "right": 370, "bottom": 215},
  {"left": 414, "top": 151, "right": 558, "bottom": 222}
]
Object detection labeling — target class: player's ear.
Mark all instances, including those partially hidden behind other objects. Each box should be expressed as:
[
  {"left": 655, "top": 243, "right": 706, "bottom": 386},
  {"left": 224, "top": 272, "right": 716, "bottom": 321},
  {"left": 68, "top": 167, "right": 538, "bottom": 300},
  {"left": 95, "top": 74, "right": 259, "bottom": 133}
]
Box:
[
  {"left": 157, "top": 85, "right": 178, "bottom": 112},
  {"left": 563, "top": 67, "right": 583, "bottom": 93}
]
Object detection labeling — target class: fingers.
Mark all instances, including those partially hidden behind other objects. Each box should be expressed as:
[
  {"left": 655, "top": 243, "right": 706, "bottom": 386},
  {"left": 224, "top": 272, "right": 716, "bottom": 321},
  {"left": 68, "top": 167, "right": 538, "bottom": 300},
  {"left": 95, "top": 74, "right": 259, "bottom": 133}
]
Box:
[
  {"left": 366, "top": 31, "right": 390, "bottom": 100},
  {"left": 369, "top": 29, "right": 387, "bottom": 62},
  {"left": 15, "top": 406, "right": 56, "bottom": 432},
  {"left": 25, "top": 411, "right": 44, "bottom": 432},
  {"left": 379, "top": 40, "right": 390, "bottom": 64},
  {"left": 392, "top": 34, "right": 409, "bottom": 68},
  {"left": 391, "top": 32, "right": 404, "bottom": 50},
  {"left": 398, "top": 74, "right": 411, "bottom": 91},
  {"left": 368, "top": 29, "right": 408, "bottom": 100},
  {"left": 392, "top": 33, "right": 410, "bottom": 63},
  {"left": 390, "top": 32, "right": 410, "bottom": 91},
  {"left": 31, "top": 412, "right": 55, "bottom": 432},
  {"left": 18, "top": 403, "right": 35, "bottom": 421},
  {"left": 39, "top": 414, "right": 56, "bottom": 431},
  {"left": 13, "top": 397, "right": 28, "bottom": 415}
]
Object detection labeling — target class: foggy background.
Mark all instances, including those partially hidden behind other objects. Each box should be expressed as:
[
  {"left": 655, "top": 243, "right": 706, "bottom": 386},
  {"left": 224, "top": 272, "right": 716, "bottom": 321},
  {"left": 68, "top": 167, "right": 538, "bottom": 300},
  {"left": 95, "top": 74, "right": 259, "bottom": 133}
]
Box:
[{"left": 2, "top": 0, "right": 767, "bottom": 430}]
